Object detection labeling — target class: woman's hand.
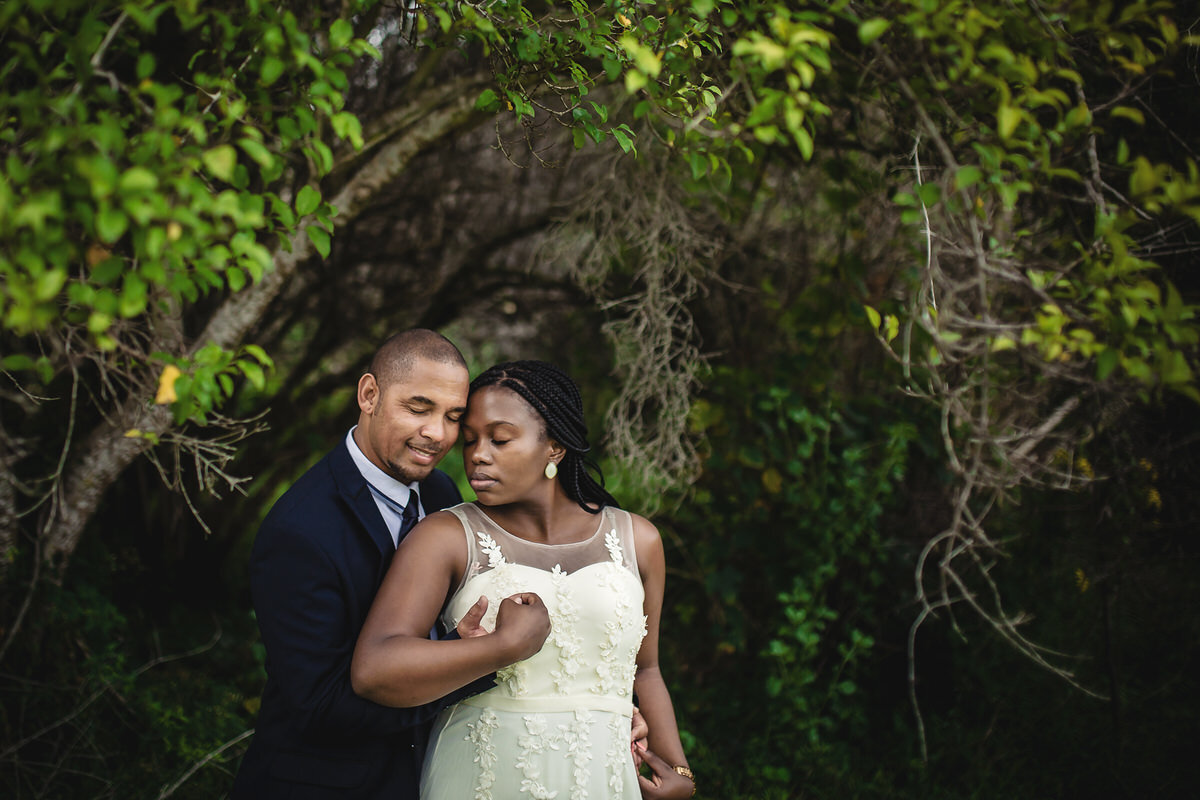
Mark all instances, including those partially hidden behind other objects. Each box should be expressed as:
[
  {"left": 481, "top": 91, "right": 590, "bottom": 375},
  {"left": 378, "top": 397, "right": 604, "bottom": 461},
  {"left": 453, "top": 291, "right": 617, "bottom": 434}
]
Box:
[
  {"left": 492, "top": 592, "right": 551, "bottom": 662},
  {"left": 630, "top": 706, "right": 649, "bottom": 766},
  {"left": 637, "top": 747, "right": 695, "bottom": 799},
  {"left": 455, "top": 596, "right": 490, "bottom": 638}
]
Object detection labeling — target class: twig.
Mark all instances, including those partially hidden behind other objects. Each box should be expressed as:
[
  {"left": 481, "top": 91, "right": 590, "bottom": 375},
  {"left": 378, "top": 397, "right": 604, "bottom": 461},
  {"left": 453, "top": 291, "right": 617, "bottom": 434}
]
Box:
[{"left": 155, "top": 729, "right": 255, "bottom": 799}]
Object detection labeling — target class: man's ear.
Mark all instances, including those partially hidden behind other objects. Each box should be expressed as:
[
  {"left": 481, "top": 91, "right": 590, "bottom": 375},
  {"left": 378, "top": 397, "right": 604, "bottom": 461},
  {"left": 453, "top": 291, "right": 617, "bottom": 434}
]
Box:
[{"left": 357, "top": 373, "right": 380, "bottom": 415}]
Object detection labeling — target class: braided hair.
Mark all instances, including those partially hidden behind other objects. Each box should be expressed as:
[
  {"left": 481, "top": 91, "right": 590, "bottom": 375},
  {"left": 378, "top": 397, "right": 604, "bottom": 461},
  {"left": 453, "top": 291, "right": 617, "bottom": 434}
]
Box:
[{"left": 469, "top": 360, "right": 617, "bottom": 514}]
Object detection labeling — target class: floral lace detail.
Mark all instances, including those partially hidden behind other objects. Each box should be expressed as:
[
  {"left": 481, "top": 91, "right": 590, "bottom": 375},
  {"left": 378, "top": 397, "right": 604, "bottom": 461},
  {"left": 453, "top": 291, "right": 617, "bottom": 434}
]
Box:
[
  {"left": 594, "top": 566, "right": 645, "bottom": 697},
  {"left": 604, "top": 526, "right": 623, "bottom": 565},
  {"left": 474, "top": 561, "right": 522, "bottom": 636},
  {"left": 548, "top": 564, "right": 583, "bottom": 694},
  {"left": 433, "top": 505, "right": 645, "bottom": 798},
  {"left": 605, "top": 714, "right": 627, "bottom": 796},
  {"left": 477, "top": 530, "right": 506, "bottom": 568},
  {"left": 516, "top": 714, "right": 560, "bottom": 799},
  {"left": 565, "top": 710, "right": 594, "bottom": 800},
  {"left": 497, "top": 660, "right": 530, "bottom": 696},
  {"left": 466, "top": 707, "right": 501, "bottom": 800}
]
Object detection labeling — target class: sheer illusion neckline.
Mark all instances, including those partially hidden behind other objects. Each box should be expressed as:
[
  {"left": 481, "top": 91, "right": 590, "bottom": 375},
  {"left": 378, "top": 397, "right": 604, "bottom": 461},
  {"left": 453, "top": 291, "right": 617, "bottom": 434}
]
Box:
[{"left": 472, "top": 503, "right": 609, "bottom": 549}]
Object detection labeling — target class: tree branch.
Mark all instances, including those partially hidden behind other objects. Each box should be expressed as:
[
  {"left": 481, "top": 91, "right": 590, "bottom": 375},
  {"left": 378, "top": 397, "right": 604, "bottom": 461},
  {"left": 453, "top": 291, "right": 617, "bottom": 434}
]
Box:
[{"left": 42, "top": 84, "right": 492, "bottom": 570}]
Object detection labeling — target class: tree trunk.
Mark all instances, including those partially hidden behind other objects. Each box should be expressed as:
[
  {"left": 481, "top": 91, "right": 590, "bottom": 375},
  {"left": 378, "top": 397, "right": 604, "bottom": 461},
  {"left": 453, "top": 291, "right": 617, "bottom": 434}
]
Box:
[{"left": 41, "top": 77, "right": 490, "bottom": 571}]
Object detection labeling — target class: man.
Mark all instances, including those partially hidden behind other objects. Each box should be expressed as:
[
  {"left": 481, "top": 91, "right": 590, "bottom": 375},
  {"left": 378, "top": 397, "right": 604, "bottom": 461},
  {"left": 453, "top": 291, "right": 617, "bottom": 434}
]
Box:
[{"left": 232, "top": 329, "right": 550, "bottom": 799}]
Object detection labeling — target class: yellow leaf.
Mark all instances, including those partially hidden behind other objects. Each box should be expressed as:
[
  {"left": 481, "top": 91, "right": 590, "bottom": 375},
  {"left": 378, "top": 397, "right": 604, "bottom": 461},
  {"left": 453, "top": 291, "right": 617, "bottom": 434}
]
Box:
[
  {"left": 617, "top": 12, "right": 632, "bottom": 28},
  {"left": 762, "top": 468, "right": 783, "bottom": 494},
  {"left": 155, "top": 365, "right": 182, "bottom": 404},
  {"left": 124, "top": 429, "right": 142, "bottom": 438}
]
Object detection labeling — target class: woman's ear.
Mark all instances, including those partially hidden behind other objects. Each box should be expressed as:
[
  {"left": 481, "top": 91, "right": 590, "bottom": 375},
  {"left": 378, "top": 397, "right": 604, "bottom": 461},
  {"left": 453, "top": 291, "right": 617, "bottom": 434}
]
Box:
[{"left": 547, "top": 439, "right": 566, "bottom": 466}]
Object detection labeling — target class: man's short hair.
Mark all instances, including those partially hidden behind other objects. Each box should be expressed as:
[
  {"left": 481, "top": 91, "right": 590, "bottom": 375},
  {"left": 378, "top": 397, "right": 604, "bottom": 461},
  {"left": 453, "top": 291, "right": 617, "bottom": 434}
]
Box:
[{"left": 368, "top": 329, "right": 467, "bottom": 389}]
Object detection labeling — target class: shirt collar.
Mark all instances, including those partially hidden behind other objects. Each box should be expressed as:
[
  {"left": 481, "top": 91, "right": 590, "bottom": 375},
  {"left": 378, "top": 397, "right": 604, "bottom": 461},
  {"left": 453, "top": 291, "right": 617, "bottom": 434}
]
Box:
[{"left": 345, "top": 427, "right": 418, "bottom": 508}]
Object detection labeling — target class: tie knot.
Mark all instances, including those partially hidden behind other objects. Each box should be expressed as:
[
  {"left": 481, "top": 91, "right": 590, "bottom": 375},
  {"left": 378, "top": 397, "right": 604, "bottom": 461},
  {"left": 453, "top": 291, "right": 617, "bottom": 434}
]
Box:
[{"left": 401, "top": 490, "right": 420, "bottom": 531}]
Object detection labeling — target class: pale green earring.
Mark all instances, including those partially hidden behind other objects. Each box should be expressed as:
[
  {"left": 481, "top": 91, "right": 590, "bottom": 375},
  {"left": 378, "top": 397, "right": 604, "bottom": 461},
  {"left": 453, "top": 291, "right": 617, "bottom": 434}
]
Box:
[{"left": 544, "top": 462, "right": 558, "bottom": 480}]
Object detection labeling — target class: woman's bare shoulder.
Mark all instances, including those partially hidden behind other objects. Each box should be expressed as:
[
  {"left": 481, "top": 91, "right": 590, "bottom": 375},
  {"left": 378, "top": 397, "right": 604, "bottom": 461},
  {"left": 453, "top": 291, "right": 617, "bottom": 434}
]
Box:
[{"left": 398, "top": 508, "right": 468, "bottom": 552}]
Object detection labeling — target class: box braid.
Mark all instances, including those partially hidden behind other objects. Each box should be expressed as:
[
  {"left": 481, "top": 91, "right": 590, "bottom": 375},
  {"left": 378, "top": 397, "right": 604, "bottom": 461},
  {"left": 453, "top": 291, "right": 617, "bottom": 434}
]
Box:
[{"left": 470, "top": 360, "right": 617, "bottom": 513}]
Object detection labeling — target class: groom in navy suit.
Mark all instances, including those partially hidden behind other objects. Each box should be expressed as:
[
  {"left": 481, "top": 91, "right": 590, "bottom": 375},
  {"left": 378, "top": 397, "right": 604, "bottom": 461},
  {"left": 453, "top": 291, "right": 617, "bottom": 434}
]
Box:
[{"left": 232, "top": 329, "right": 550, "bottom": 799}]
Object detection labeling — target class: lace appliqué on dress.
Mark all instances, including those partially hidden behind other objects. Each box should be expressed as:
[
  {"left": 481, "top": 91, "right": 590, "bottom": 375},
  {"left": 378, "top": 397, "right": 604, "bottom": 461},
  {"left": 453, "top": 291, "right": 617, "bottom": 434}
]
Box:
[
  {"left": 593, "top": 530, "right": 647, "bottom": 698},
  {"left": 516, "top": 714, "right": 560, "bottom": 799},
  {"left": 466, "top": 707, "right": 501, "bottom": 800},
  {"left": 477, "top": 529, "right": 506, "bottom": 568},
  {"left": 605, "top": 714, "right": 627, "bottom": 796},
  {"left": 548, "top": 564, "right": 583, "bottom": 694},
  {"left": 565, "top": 710, "right": 594, "bottom": 800},
  {"left": 604, "top": 527, "right": 623, "bottom": 566}
]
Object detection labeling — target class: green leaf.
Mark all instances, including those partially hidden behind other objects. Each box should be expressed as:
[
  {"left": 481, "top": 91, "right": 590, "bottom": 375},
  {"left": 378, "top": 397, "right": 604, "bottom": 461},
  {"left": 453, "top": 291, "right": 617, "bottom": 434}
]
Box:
[
  {"left": 244, "top": 344, "right": 273, "bottom": 365},
  {"left": 238, "top": 359, "right": 266, "bottom": 390},
  {"left": 96, "top": 207, "right": 128, "bottom": 243},
  {"left": 34, "top": 269, "right": 67, "bottom": 301},
  {"left": 202, "top": 146, "right": 238, "bottom": 182},
  {"left": 793, "top": 127, "right": 813, "bottom": 161},
  {"left": 330, "top": 111, "right": 364, "bottom": 149},
  {"left": 474, "top": 88, "right": 501, "bottom": 112},
  {"left": 857, "top": 18, "right": 890, "bottom": 45},
  {"left": 260, "top": 56, "right": 284, "bottom": 86},
  {"left": 864, "top": 305, "right": 881, "bottom": 330},
  {"left": 621, "top": 35, "right": 661, "bottom": 77},
  {"left": 884, "top": 315, "right": 900, "bottom": 343},
  {"left": 306, "top": 225, "right": 331, "bottom": 258},
  {"left": 954, "top": 166, "right": 983, "bottom": 191},
  {"left": 329, "top": 19, "right": 353, "bottom": 50},
  {"left": 1161, "top": 350, "right": 1193, "bottom": 385},
  {"left": 997, "top": 104, "right": 1021, "bottom": 140},
  {"left": 1097, "top": 348, "right": 1119, "bottom": 380},
  {"left": 136, "top": 52, "right": 156, "bottom": 81},
  {"left": 118, "top": 167, "right": 159, "bottom": 193},
  {"left": 238, "top": 138, "right": 276, "bottom": 168},
  {"left": 1129, "top": 158, "right": 1158, "bottom": 196},
  {"left": 612, "top": 126, "right": 636, "bottom": 155},
  {"left": 1109, "top": 106, "right": 1145, "bottom": 125},
  {"left": 2, "top": 354, "right": 37, "bottom": 372},
  {"left": 296, "top": 185, "right": 321, "bottom": 216},
  {"left": 226, "top": 266, "right": 246, "bottom": 292}
]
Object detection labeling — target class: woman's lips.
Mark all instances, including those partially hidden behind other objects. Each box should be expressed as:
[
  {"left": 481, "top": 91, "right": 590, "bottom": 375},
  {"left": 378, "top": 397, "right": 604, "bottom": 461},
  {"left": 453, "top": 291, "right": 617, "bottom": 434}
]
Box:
[{"left": 468, "top": 472, "right": 497, "bottom": 491}]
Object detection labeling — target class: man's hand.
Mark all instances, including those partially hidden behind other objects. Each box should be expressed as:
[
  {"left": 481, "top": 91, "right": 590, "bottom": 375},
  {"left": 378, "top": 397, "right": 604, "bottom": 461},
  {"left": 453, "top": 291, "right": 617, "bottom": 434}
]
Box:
[
  {"left": 637, "top": 748, "right": 695, "bottom": 799},
  {"left": 456, "top": 596, "right": 490, "bottom": 639},
  {"left": 493, "top": 592, "right": 550, "bottom": 662}
]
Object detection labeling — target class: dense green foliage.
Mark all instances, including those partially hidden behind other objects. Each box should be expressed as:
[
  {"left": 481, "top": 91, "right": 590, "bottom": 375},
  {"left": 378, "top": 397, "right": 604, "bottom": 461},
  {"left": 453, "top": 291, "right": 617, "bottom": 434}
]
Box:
[
  {"left": 3, "top": 0, "right": 1200, "bottom": 798},
  {"left": 0, "top": 0, "right": 364, "bottom": 410}
]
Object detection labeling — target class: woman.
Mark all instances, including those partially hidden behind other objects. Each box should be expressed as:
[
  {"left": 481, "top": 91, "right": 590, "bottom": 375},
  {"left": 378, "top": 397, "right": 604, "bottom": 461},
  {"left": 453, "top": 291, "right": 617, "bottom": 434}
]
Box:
[{"left": 352, "top": 360, "right": 695, "bottom": 799}]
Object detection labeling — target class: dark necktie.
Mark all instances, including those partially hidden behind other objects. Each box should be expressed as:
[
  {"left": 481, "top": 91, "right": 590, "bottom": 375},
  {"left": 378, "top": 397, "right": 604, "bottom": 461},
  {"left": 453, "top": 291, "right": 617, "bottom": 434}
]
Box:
[
  {"left": 366, "top": 483, "right": 421, "bottom": 545},
  {"left": 399, "top": 489, "right": 420, "bottom": 538}
]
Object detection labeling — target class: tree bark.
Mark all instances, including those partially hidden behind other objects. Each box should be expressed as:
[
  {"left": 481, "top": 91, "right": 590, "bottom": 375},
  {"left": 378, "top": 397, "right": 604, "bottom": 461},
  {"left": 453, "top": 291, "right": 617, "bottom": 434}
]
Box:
[{"left": 41, "top": 76, "right": 491, "bottom": 571}]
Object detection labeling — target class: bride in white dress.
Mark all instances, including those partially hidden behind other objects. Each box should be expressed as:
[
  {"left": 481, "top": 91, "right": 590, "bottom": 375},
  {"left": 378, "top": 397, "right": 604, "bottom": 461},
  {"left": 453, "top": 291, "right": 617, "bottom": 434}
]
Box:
[{"left": 352, "top": 360, "right": 695, "bottom": 800}]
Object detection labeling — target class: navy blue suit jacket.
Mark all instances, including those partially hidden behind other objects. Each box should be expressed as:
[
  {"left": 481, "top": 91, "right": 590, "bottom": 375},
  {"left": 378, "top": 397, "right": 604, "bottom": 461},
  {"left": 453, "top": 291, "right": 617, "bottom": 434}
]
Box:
[{"left": 232, "top": 439, "right": 486, "bottom": 799}]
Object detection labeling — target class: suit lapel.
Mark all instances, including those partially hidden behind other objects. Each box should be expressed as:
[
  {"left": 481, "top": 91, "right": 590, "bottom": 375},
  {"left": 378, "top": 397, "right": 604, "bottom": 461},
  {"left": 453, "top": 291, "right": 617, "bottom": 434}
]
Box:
[{"left": 328, "top": 438, "right": 395, "bottom": 557}]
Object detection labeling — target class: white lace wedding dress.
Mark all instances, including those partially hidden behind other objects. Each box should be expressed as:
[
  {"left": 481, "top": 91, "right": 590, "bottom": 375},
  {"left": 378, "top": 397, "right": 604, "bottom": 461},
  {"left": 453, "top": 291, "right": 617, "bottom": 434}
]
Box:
[{"left": 419, "top": 502, "right": 647, "bottom": 800}]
